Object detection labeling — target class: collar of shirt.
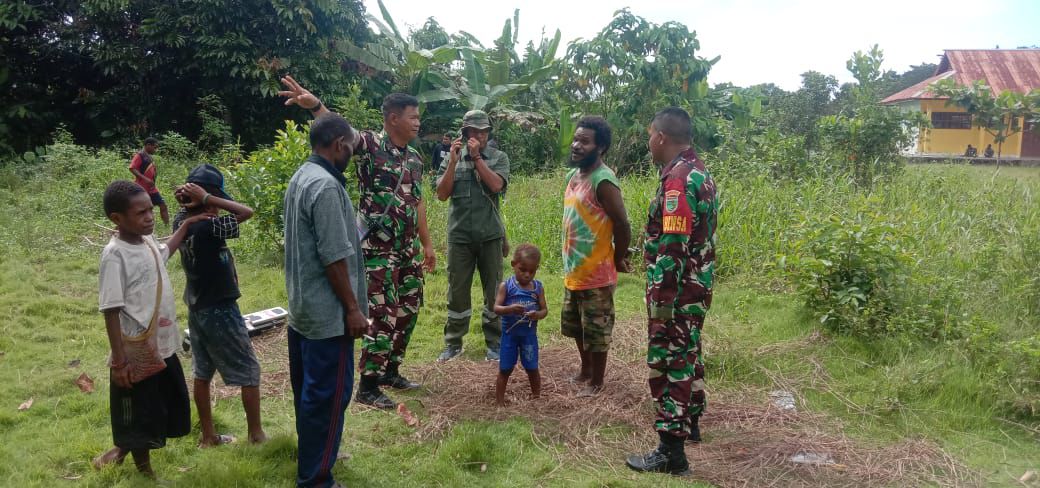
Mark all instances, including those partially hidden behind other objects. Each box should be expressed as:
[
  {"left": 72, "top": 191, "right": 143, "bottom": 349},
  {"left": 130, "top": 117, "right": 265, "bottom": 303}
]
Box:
[
  {"left": 307, "top": 154, "right": 346, "bottom": 187},
  {"left": 658, "top": 147, "right": 698, "bottom": 180},
  {"left": 378, "top": 131, "right": 413, "bottom": 159}
]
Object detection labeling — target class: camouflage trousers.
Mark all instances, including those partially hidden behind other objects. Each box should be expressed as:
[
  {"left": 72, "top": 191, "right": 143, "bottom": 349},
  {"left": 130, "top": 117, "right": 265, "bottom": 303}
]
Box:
[
  {"left": 359, "top": 250, "right": 423, "bottom": 378},
  {"left": 560, "top": 285, "right": 616, "bottom": 352},
  {"left": 647, "top": 315, "right": 706, "bottom": 437}
]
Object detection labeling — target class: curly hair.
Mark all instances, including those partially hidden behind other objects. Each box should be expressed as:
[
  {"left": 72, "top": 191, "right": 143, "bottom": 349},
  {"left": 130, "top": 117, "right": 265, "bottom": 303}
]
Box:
[
  {"left": 512, "top": 242, "right": 541, "bottom": 264},
  {"left": 576, "top": 116, "right": 613, "bottom": 155},
  {"left": 103, "top": 180, "right": 146, "bottom": 216}
]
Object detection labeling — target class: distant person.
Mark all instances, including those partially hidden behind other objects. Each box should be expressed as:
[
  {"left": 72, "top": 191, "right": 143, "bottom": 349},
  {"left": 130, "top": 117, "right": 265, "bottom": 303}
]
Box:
[
  {"left": 964, "top": 144, "right": 977, "bottom": 157},
  {"left": 561, "top": 116, "right": 631, "bottom": 397},
  {"left": 431, "top": 133, "right": 452, "bottom": 174},
  {"left": 435, "top": 110, "right": 511, "bottom": 362},
  {"left": 93, "top": 180, "right": 207, "bottom": 476},
  {"left": 984, "top": 144, "right": 994, "bottom": 158},
  {"left": 493, "top": 243, "right": 548, "bottom": 406},
  {"left": 626, "top": 108, "right": 718, "bottom": 476},
  {"left": 172, "top": 165, "right": 266, "bottom": 448},
  {"left": 129, "top": 137, "right": 170, "bottom": 226}
]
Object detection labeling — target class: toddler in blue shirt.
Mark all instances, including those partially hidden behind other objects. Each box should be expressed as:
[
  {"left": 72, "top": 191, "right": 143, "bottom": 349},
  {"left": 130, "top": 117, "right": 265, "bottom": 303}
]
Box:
[{"left": 493, "top": 243, "right": 548, "bottom": 406}]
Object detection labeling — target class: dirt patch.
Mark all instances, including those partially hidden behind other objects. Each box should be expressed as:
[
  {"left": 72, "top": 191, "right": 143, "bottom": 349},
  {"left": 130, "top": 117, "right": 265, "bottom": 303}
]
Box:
[
  {"left": 207, "top": 323, "right": 981, "bottom": 487},
  {"left": 411, "top": 320, "right": 981, "bottom": 487}
]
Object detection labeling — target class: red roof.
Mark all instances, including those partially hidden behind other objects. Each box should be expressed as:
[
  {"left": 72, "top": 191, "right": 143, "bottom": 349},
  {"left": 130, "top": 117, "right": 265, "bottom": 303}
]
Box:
[{"left": 881, "top": 49, "right": 1040, "bottom": 104}]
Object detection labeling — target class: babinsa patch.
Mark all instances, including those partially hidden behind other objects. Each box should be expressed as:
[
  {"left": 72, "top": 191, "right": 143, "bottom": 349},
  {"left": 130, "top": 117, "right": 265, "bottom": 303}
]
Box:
[
  {"left": 665, "top": 190, "right": 680, "bottom": 213},
  {"left": 661, "top": 178, "right": 691, "bottom": 235}
]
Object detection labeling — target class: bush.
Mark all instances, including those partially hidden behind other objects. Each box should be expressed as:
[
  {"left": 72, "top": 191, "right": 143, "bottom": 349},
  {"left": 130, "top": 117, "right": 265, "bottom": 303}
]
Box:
[
  {"left": 1003, "top": 335, "right": 1040, "bottom": 417},
  {"left": 493, "top": 115, "right": 558, "bottom": 175},
  {"left": 793, "top": 198, "right": 912, "bottom": 336},
  {"left": 155, "top": 131, "right": 198, "bottom": 164},
  {"left": 712, "top": 125, "right": 813, "bottom": 181},
  {"left": 196, "top": 95, "right": 233, "bottom": 154},
  {"left": 328, "top": 83, "right": 384, "bottom": 133},
  {"left": 228, "top": 121, "right": 311, "bottom": 253},
  {"left": 816, "top": 104, "right": 923, "bottom": 188}
]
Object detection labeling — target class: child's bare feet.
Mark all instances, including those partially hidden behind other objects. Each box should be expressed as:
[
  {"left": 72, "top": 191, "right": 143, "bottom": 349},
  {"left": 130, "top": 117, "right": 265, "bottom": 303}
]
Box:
[
  {"left": 570, "top": 372, "right": 591, "bottom": 384},
  {"left": 131, "top": 449, "right": 154, "bottom": 478},
  {"left": 249, "top": 431, "right": 268, "bottom": 444},
  {"left": 576, "top": 385, "right": 603, "bottom": 397},
  {"left": 198, "top": 434, "right": 236, "bottom": 448},
  {"left": 91, "top": 447, "right": 126, "bottom": 469}
]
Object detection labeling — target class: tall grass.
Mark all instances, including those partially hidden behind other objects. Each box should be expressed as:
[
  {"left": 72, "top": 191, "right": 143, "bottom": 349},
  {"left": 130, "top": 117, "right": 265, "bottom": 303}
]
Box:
[{"left": 2, "top": 139, "right": 1040, "bottom": 485}]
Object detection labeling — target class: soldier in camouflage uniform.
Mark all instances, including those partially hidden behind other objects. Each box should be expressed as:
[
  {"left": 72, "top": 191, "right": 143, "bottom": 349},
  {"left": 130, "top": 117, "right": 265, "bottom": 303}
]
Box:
[
  {"left": 626, "top": 107, "right": 718, "bottom": 476},
  {"left": 280, "top": 77, "right": 436, "bottom": 410}
]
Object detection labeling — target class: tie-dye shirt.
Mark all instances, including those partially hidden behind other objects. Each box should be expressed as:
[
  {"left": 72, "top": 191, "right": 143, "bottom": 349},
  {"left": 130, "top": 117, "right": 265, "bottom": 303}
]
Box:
[{"left": 562, "top": 164, "right": 621, "bottom": 291}]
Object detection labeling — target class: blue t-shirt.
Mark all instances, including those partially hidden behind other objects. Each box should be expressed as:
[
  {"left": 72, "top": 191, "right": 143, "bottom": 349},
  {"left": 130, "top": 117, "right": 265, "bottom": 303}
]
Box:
[{"left": 501, "top": 276, "right": 542, "bottom": 336}]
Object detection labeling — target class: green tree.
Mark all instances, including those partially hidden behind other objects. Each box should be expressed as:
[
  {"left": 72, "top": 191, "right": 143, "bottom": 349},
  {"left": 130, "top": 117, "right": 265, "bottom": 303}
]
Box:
[
  {"left": 455, "top": 10, "right": 560, "bottom": 111},
  {"left": 931, "top": 79, "right": 1040, "bottom": 166},
  {"left": 818, "top": 46, "right": 926, "bottom": 187},
  {"left": 339, "top": 0, "right": 460, "bottom": 106},
  {"left": 409, "top": 17, "right": 450, "bottom": 50},
  {"left": 765, "top": 71, "right": 838, "bottom": 151},
  {"left": 559, "top": 9, "right": 722, "bottom": 172},
  {"left": 0, "top": 0, "right": 369, "bottom": 152}
]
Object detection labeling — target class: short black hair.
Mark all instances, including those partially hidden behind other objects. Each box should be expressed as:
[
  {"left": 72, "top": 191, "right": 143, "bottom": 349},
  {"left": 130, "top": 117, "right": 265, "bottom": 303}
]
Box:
[
  {"left": 103, "top": 180, "right": 146, "bottom": 216},
  {"left": 309, "top": 113, "right": 353, "bottom": 149},
  {"left": 381, "top": 93, "right": 419, "bottom": 119},
  {"left": 513, "top": 243, "right": 541, "bottom": 263},
  {"left": 576, "top": 116, "right": 612, "bottom": 155},
  {"left": 652, "top": 107, "right": 693, "bottom": 144},
  {"left": 144, "top": 137, "right": 159, "bottom": 146}
]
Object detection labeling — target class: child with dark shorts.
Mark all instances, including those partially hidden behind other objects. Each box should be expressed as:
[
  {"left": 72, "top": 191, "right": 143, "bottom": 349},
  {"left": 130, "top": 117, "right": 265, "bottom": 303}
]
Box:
[
  {"left": 95, "top": 180, "right": 208, "bottom": 476},
  {"left": 493, "top": 244, "right": 548, "bottom": 406},
  {"left": 173, "top": 164, "right": 266, "bottom": 447}
]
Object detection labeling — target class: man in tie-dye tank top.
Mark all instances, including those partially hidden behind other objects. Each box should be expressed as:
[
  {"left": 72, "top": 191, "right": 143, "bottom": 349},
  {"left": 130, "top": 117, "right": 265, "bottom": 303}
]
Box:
[{"left": 561, "top": 116, "right": 632, "bottom": 397}]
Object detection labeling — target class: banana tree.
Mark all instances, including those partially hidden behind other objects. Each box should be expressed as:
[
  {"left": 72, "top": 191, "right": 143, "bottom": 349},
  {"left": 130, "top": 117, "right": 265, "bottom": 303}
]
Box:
[
  {"left": 338, "top": 0, "right": 459, "bottom": 105},
  {"left": 456, "top": 9, "right": 560, "bottom": 111}
]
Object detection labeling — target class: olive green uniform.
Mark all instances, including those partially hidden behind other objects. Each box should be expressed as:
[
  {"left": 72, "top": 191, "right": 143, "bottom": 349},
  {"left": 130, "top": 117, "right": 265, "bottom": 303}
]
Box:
[{"left": 438, "top": 146, "right": 510, "bottom": 350}]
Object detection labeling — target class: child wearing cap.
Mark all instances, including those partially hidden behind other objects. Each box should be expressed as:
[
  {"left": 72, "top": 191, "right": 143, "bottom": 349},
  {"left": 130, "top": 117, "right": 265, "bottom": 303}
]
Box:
[{"left": 172, "top": 164, "right": 267, "bottom": 447}]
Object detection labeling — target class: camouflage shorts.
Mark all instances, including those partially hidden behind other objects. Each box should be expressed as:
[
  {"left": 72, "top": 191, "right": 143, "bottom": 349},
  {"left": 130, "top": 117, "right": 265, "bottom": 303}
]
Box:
[{"left": 561, "top": 286, "right": 616, "bottom": 352}]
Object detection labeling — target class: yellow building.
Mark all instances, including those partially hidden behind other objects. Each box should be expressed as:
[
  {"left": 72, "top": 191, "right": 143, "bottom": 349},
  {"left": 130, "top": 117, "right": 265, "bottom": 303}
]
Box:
[{"left": 881, "top": 49, "right": 1040, "bottom": 159}]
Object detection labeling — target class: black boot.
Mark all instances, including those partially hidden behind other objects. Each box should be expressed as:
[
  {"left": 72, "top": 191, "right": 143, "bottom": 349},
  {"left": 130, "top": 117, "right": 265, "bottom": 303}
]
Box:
[
  {"left": 379, "top": 363, "right": 420, "bottom": 390},
  {"left": 687, "top": 415, "right": 702, "bottom": 444},
  {"left": 625, "top": 431, "right": 691, "bottom": 476},
  {"left": 355, "top": 375, "right": 396, "bottom": 409}
]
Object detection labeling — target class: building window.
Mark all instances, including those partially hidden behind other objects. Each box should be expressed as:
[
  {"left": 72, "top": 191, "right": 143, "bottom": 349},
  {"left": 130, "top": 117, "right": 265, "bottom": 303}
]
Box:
[{"left": 931, "top": 112, "right": 972, "bottom": 129}]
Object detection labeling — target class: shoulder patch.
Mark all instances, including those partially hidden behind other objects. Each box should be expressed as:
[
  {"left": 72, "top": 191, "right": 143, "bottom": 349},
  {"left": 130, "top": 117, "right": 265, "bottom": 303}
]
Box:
[{"left": 662, "top": 177, "right": 691, "bottom": 235}]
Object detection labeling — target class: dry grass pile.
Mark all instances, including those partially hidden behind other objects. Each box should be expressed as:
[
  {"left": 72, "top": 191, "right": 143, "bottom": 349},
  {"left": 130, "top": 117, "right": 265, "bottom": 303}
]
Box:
[{"left": 207, "top": 323, "right": 981, "bottom": 487}]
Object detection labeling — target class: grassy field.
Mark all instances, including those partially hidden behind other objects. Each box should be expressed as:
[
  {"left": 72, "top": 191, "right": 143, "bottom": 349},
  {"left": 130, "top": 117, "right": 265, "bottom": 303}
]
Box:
[{"left": 1, "top": 158, "right": 1038, "bottom": 486}]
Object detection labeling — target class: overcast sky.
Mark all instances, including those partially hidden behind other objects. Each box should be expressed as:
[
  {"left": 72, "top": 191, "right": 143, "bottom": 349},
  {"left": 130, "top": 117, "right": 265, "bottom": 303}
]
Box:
[{"left": 362, "top": 0, "right": 1039, "bottom": 90}]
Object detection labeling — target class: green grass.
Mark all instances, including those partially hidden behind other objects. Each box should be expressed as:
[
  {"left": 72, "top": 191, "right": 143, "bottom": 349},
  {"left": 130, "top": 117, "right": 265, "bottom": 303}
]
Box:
[{"left": 1, "top": 159, "right": 1039, "bottom": 486}]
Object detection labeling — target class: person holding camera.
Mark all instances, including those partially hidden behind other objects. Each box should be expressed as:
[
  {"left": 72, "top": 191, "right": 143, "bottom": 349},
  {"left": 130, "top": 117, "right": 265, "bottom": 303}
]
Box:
[{"left": 435, "top": 110, "right": 511, "bottom": 361}]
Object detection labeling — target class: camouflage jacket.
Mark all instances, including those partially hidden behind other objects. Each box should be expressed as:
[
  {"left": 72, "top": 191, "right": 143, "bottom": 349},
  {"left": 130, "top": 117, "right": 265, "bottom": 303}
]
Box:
[
  {"left": 356, "top": 130, "right": 424, "bottom": 256},
  {"left": 644, "top": 148, "right": 718, "bottom": 321}
]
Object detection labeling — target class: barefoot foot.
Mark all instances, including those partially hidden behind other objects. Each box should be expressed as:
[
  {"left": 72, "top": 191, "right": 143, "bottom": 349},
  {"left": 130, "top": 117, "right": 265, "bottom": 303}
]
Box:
[
  {"left": 92, "top": 447, "right": 126, "bottom": 470},
  {"left": 198, "top": 434, "right": 236, "bottom": 449}
]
